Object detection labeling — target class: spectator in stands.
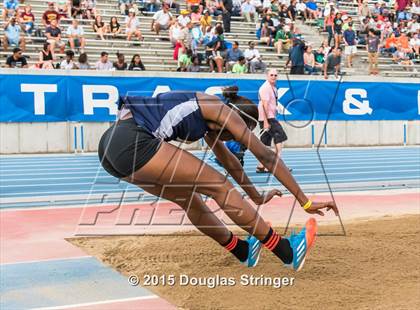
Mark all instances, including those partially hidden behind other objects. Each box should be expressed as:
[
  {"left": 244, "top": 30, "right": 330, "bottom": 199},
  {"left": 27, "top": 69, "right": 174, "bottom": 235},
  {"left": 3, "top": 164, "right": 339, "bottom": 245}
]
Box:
[
  {"left": 178, "top": 48, "right": 193, "bottom": 71},
  {"left": 367, "top": 29, "right": 380, "bottom": 75},
  {"left": 221, "top": 0, "right": 233, "bottom": 33},
  {"left": 38, "top": 42, "right": 55, "bottom": 69},
  {"left": 231, "top": 55, "right": 247, "bottom": 73},
  {"left": 359, "top": 0, "right": 370, "bottom": 19},
  {"left": 42, "top": 2, "right": 60, "bottom": 27},
  {"left": 169, "top": 19, "right": 182, "bottom": 45},
  {"left": 67, "top": 19, "right": 85, "bottom": 52},
  {"left": 5, "top": 47, "right": 28, "bottom": 68},
  {"left": 165, "top": 0, "right": 180, "bottom": 14},
  {"left": 333, "top": 12, "right": 343, "bottom": 48},
  {"left": 187, "top": 55, "right": 201, "bottom": 72},
  {"left": 409, "top": 32, "right": 419, "bottom": 56},
  {"left": 186, "top": 0, "right": 201, "bottom": 12},
  {"left": 324, "top": 46, "right": 342, "bottom": 79},
  {"left": 304, "top": 45, "right": 316, "bottom": 74},
  {"left": 178, "top": 9, "right": 191, "bottom": 27},
  {"left": 225, "top": 40, "right": 243, "bottom": 71},
  {"left": 200, "top": 9, "right": 212, "bottom": 33},
  {"left": 77, "top": 52, "right": 90, "bottom": 69},
  {"left": 190, "top": 6, "right": 202, "bottom": 23},
  {"left": 93, "top": 14, "right": 107, "bottom": 40},
  {"left": 260, "top": 20, "right": 274, "bottom": 46},
  {"left": 244, "top": 41, "right": 266, "bottom": 73},
  {"left": 241, "top": 0, "right": 258, "bottom": 23},
  {"left": 151, "top": 3, "right": 172, "bottom": 35},
  {"left": 128, "top": 54, "right": 146, "bottom": 70},
  {"left": 95, "top": 51, "right": 113, "bottom": 70},
  {"left": 81, "top": 0, "right": 96, "bottom": 19},
  {"left": 286, "top": 38, "right": 305, "bottom": 74},
  {"left": 2, "top": 0, "right": 18, "bottom": 21},
  {"left": 382, "top": 32, "right": 398, "bottom": 55},
  {"left": 108, "top": 16, "right": 121, "bottom": 37},
  {"left": 125, "top": 9, "right": 143, "bottom": 42},
  {"left": 19, "top": 5, "right": 35, "bottom": 36},
  {"left": 60, "top": 50, "right": 77, "bottom": 69},
  {"left": 191, "top": 21, "right": 203, "bottom": 53},
  {"left": 71, "top": 0, "right": 83, "bottom": 18},
  {"left": 113, "top": 52, "right": 128, "bottom": 70},
  {"left": 314, "top": 45, "right": 325, "bottom": 69},
  {"left": 324, "top": 9, "right": 335, "bottom": 47},
  {"left": 3, "top": 17, "right": 25, "bottom": 52},
  {"left": 144, "top": 0, "right": 161, "bottom": 13},
  {"left": 53, "top": 0, "right": 68, "bottom": 18},
  {"left": 296, "top": 0, "right": 306, "bottom": 21},
  {"left": 274, "top": 25, "right": 293, "bottom": 55},
  {"left": 45, "top": 19, "right": 65, "bottom": 53},
  {"left": 287, "top": 0, "right": 297, "bottom": 21},
  {"left": 305, "top": 0, "right": 317, "bottom": 20},
  {"left": 397, "top": 31, "right": 410, "bottom": 52},
  {"left": 119, "top": 0, "right": 136, "bottom": 15},
  {"left": 208, "top": 25, "right": 227, "bottom": 72},
  {"left": 206, "top": 0, "right": 222, "bottom": 16},
  {"left": 343, "top": 22, "right": 357, "bottom": 67}
]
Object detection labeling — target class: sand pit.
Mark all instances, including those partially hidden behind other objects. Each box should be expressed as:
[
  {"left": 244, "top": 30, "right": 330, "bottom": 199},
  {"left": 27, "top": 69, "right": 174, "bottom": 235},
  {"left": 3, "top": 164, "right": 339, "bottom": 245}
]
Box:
[{"left": 70, "top": 215, "right": 420, "bottom": 310}]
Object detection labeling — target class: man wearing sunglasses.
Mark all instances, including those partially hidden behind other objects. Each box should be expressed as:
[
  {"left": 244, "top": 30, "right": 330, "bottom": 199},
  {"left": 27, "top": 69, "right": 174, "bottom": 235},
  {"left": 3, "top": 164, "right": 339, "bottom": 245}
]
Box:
[
  {"left": 5, "top": 47, "right": 28, "bottom": 68},
  {"left": 256, "top": 68, "right": 290, "bottom": 173}
]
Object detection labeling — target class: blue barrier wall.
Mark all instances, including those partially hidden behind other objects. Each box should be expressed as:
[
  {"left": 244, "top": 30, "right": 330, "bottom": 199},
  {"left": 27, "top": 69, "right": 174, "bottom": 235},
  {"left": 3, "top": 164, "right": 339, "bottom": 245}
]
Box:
[{"left": 1, "top": 72, "right": 419, "bottom": 122}]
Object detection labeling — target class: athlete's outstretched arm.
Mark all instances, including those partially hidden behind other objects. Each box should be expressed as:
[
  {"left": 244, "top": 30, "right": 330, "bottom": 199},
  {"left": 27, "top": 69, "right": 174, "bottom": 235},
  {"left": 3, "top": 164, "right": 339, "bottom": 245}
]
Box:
[
  {"left": 199, "top": 95, "right": 338, "bottom": 216},
  {"left": 204, "top": 133, "right": 281, "bottom": 205}
]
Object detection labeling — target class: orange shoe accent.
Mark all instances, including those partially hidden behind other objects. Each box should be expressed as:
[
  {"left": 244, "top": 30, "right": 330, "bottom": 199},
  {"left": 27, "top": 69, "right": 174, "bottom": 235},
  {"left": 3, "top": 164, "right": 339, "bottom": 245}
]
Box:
[{"left": 305, "top": 218, "right": 317, "bottom": 252}]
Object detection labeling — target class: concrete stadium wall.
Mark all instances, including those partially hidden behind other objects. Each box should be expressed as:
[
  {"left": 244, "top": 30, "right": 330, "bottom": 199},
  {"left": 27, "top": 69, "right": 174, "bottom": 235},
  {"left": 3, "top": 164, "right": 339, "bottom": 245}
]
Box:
[
  {"left": 1, "top": 120, "right": 419, "bottom": 154},
  {"left": 0, "top": 70, "right": 419, "bottom": 153}
]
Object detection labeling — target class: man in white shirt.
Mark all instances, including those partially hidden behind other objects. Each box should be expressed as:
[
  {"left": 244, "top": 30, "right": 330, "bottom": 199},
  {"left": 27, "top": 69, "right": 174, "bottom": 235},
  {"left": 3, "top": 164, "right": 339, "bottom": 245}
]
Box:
[
  {"left": 151, "top": 3, "right": 172, "bottom": 35},
  {"left": 60, "top": 50, "right": 77, "bottom": 69},
  {"left": 241, "top": 0, "right": 257, "bottom": 23},
  {"left": 244, "top": 41, "right": 267, "bottom": 73},
  {"left": 95, "top": 51, "right": 113, "bottom": 70},
  {"left": 66, "top": 19, "right": 85, "bottom": 52},
  {"left": 177, "top": 9, "right": 190, "bottom": 27}
]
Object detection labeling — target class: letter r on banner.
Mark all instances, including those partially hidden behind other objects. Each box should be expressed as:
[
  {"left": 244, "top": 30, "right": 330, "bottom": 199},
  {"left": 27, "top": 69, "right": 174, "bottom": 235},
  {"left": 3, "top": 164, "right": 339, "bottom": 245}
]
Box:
[
  {"left": 83, "top": 85, "right": 119, "bottom": 115},
  {"left": 21, "top": 84, "right": 58, "bottom": 115}
]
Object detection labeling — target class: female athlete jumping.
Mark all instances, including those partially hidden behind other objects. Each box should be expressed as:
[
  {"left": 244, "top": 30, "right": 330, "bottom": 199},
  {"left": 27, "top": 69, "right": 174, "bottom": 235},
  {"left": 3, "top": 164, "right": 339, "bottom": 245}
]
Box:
[{"left": 98, "top": 86, "right": 338, "bottom": 271}]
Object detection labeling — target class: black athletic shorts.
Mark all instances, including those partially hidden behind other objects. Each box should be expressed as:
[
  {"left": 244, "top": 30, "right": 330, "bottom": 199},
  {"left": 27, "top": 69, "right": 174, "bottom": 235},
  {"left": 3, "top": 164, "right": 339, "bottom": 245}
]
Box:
[
  {"left": 259, "top": 118, "right": 288, "bottom": 146},
  {"left": 98, "top": 118, "right": 162, "bottom": 179}
]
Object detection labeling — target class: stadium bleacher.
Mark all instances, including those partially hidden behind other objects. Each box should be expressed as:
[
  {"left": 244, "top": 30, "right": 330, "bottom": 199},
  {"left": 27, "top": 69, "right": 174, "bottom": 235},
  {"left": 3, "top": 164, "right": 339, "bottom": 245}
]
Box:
[{"left": 1, "top": 0, "right": 418, "bottom": 76}]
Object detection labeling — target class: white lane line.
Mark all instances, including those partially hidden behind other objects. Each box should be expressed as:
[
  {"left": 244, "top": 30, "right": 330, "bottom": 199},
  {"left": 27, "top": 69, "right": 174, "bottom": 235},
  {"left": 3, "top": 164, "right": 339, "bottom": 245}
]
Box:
[
  {"left": 1, "top": 176, "right": 419, "bottom": 198},
  {"left": 2, "top": 162, "right": 419, "bottom": 180},
  {"left": 1, "top": 256, "right": 92, "bottom": 266},
  {"left": 2, "top": 152, "right": 419, "bottom": 166},
  {"left": 1, "top": 168, "right": 419, "bottom": 188},
  {"left": 31, "top": 296, "right": 160, "bottom": 310}
]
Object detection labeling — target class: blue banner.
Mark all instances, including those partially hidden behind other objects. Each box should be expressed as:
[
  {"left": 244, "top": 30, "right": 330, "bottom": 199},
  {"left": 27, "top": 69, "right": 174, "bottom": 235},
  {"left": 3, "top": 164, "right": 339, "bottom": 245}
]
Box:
[{"left": 0, "top": 74, "right": 419, "bottom": 122}]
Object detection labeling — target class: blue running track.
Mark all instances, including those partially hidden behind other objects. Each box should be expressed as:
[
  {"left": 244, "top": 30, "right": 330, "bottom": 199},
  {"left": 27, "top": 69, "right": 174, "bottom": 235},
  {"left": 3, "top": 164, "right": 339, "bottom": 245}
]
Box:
[{"left": 1, "top": 147, "right": 419, "bottom": 209}]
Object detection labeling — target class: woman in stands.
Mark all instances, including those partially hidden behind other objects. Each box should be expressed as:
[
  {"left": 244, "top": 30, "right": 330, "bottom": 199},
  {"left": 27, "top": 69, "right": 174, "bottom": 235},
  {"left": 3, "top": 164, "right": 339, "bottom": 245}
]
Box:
[{"left": 98, "top": 86, "right": 338, "bottom": 271}]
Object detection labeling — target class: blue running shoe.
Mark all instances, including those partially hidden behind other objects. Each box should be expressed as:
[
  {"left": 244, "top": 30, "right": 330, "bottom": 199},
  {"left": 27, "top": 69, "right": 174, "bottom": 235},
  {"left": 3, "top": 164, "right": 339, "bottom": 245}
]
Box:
[
  {"left": 242, "top": 235, "right": 262, "bottom": 267},
  {"left": 285, "top": 218, "right": 317, "bottom": 271}
]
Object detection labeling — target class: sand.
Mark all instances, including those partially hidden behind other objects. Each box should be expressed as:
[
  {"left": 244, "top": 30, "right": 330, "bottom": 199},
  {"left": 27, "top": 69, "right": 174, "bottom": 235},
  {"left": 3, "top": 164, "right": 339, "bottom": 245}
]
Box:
[{"left": 69, "top": 215, "right": 420, "bottom": 310}]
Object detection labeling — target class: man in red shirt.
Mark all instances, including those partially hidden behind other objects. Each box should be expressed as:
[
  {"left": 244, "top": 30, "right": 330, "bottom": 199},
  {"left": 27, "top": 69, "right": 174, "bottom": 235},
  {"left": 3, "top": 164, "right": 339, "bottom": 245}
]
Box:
[
  {"left": 19, "top": 5, "right": 35, "bottom": 35},
  {"left": 42, "top": 2, "right": 60, "bottom": 27}
]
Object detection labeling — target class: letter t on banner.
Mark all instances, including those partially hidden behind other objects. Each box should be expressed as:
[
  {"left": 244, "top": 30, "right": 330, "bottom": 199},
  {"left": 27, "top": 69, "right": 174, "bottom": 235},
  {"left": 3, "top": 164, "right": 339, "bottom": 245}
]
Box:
[{"left": 21, "top": 84, "right": 58, "bottom": 115}]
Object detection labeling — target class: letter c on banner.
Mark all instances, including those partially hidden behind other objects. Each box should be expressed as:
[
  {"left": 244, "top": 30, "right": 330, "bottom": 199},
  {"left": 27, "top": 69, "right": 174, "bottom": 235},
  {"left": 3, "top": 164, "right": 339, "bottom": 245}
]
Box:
[
  {"left": 343, "top": 88, "right": 373, "bottom": 115},
  {"left": 82, "top": 85, "right": 118, "bottom": 115}
]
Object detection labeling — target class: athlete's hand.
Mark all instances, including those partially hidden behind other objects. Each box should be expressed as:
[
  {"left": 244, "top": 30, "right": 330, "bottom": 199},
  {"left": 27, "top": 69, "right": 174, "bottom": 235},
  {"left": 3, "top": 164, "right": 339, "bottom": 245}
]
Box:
[
  {"left": 253, "top": 189, "right": 282, "bottom": 205},
  {"left": 305, "top": 201, "right": 339, "bottom": 216}
]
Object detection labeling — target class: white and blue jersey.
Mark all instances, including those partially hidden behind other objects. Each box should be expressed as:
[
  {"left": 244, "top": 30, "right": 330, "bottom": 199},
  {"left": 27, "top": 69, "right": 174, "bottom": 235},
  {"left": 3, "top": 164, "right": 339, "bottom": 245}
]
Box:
[{"left": 119, "top": 91, "right": 209, "bottom": 142}]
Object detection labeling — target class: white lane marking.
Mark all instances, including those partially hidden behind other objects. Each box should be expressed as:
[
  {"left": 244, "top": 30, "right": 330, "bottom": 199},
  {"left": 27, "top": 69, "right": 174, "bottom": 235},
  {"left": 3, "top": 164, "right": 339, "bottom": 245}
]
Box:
[
  {"left": 2, "top": 169, "right": 419, "bottom": 188},
  {"left": 2, "top": 176, "right": 420, "bottom": 198},
  {"left": 31, "top": 296, "right": 160, "bottom": 310},
  {"left": 1, "top": 256, "right": 92, "bottom": 266}
]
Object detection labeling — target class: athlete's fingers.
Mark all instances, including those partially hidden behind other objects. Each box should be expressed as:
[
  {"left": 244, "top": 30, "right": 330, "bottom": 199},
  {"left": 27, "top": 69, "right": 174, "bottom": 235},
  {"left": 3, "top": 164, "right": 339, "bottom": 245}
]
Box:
[
  {"left": 327, "top": 201, "right": 339, "bottom": 216},
  {"left": 316, "top": 210, "right": 324, "bottom": 216}
]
